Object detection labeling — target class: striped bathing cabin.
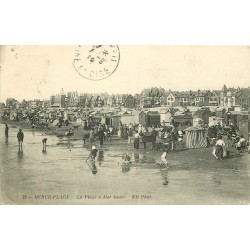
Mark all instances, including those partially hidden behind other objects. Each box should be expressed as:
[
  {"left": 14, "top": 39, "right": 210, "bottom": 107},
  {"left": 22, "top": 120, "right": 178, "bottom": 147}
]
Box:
[{"left": 184, "top": 126, "right": 207, "bottom": 149}]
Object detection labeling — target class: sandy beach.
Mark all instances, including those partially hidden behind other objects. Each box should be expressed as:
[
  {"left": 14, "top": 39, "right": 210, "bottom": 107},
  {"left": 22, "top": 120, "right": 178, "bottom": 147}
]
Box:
[{"left": 1, "top": 123, "right": 250, "bottom": 205}]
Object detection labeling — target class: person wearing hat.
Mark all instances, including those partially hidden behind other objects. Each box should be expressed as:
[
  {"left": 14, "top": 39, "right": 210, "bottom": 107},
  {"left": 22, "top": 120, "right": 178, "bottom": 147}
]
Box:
[{"left": 87, "top": 146, "right": 98, "bottom": 161}]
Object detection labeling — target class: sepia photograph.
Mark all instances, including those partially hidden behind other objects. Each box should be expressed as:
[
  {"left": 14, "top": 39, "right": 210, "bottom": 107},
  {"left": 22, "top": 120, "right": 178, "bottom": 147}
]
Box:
[
  {"left": 0, "top": 45, "right": 250, "bottom": 205},
  {"left": 2, "top": 1, "right": 250, "bottom": 250}
]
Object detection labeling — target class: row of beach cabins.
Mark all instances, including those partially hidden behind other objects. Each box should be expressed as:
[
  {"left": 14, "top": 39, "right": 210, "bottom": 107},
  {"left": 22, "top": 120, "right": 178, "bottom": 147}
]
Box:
[{"left": 13, "top": 105, "right": 249, "bottom": 133}]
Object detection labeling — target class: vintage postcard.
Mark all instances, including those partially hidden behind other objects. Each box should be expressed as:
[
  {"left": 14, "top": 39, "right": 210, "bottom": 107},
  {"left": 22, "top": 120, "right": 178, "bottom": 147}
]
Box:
[{"left": 0, "top": 45, "right": 250, "bottom": 204}]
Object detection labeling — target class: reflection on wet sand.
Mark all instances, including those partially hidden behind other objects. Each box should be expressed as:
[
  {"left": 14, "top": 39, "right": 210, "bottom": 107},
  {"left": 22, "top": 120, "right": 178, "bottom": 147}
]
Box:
[
  {"left": 87, "top": 160, "right": 98, "bottom": 175},
  {"left": 122, "top": 164, "right": 130, "bottom": 173},
  {"left": 17, "top": 148, "right": 24, "bottom": 165},
  {"left": 160, "top": 167, "right": 169, "bottom": 186},
  {"left": 132, "top": 153, "right": 156, "bottom": 164},
  {"left": 97, "top": 150, "right": 104, "bottom": 166},
  {"left": 32, "top": 129, "right": 35, "bottom": 137}
]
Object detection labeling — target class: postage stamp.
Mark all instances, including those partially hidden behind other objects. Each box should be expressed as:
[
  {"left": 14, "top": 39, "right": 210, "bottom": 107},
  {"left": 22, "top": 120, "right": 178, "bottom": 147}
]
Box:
[{"left": 72, "top": 45, "right": 120, "bottom": 80}]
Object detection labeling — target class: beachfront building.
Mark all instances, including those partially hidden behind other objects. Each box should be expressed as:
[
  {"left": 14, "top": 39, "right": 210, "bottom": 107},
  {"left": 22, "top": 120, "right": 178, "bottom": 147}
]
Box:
[
  {"left": 208, "top": 90, "right": 220, "bottom": 106},
  {"left": 193, "top": 90, "right": 210, "bottom": 106},
  {"left": 165, "top": 92, "right": 176, "bottom": 106},
  {"left": 67, "top": 91, "right": 79, "bottom": 107},
  {"left": 159, "top": 109, "right": 173, "bottom": 126},
  {"left": 235, "top": 88, "right": 250, "bottom": 109},
  {"left": 220, "top": 85, "right": 237, "bottom": 107}
]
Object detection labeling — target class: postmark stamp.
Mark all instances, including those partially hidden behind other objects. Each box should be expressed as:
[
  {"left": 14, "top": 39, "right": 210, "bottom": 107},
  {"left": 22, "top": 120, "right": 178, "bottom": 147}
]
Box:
[{"left": 72, "top": 45, "right": 120, "bottom": 80}]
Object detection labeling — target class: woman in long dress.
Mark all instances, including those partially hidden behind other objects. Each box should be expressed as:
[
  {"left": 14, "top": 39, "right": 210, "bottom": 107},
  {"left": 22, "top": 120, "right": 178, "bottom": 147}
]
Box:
[
  {"left": 134, "top": 130, "right": 140, "bottom": 149},
  {"left": 215, "top": 135, "right": 225, "bottom": 160},
  {"left": 117, "top": 124, "right": 122, "bottom": 137}
]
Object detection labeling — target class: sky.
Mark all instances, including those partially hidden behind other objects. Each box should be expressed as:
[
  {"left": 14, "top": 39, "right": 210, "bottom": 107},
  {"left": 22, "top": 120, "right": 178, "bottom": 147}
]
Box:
[{"left": 1, "top": 45, "right": 250, "bottom": 102}]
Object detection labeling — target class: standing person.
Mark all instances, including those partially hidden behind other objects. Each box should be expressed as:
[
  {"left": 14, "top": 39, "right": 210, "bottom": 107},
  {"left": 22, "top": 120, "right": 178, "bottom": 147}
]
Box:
[
  {"left": 5, "top": 124, "right": 9, "bottom": 140},
  {"left": 42, "top": 138, "right": 47, "bottom": 152},
  {"left": 224, "top": 134, "right": 233, "bottom": 158},
  {"left": 98, "top": 127, "right": 105, "bottom": 147},
  {"left": 138, "top": 123, "right": 143, "bottom": 134},
  {"left": 133, "top": 130, "right": 140, "bottom": 149},
  {"left": 109, "top": 125, "right": 114, "bottom": 141},
  {"left": 123, "top": 125, "right": 128, "bottom": 139},
  {"left": 169, "top": 127, "right": 176, "bottom": 151},
  {"left": 17, "top": 129, "right": 24, "bottom": 149},
  {"left": 151, "top": 126, "right": 158, "bottom": 149},
  {"left": 215, "top": 135, "right": 225, "bottom": 160},
  {"left": 117, "top": 124, "right": 122, "bottom": 138},
  {"left": 140, "top": 126, "right": 148, "bottom": 149},
  {"left": 89, "top": 127, "right": 95, "bottom": 147},
  {"left": 128, "top": 127, "right": 133, "bottom": 144},
  {"left": 160, "top": 148, "right": 168, "bottom": 167},
  {"left": 106, "top": 126, "right": 111, "bottom": 141},
  {"left": 103, "top": 125, "right": 107, "bottom": 141}
]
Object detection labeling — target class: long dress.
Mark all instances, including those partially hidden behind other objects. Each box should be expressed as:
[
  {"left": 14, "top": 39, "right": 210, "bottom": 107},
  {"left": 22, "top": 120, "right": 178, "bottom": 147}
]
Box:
[
  {"left": 117, "top": 125, "right": 122, "bottom": 137},
  {"left": 134, "top": 133, "right": 140, "bottom": 149},
  {"left": 215, "top": 145, "right": 223, "bottom": 159}
]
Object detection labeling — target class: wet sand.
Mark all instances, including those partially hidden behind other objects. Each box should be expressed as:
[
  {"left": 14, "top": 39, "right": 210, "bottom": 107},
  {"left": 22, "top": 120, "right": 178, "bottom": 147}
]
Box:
[{"left": 1, "top": 124, "right": 250, "bottom": 204}]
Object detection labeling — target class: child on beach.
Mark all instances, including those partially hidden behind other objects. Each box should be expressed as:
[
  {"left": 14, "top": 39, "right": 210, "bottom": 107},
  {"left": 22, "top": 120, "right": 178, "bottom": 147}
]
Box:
[
  {"left": 119, "top": 153, "right": 131, "bottom": 173},
  {"left": 121, "top": 153, "right": 132, "bottom": 165},
  {"left": 86, "top": 146, "right": 98, "bottom": 161},
  {"left": 160, "top": 148, "right": 168, "bottom": 168},
  {"left": 42, "top": 138, "right": 47, "bottom": 151}
]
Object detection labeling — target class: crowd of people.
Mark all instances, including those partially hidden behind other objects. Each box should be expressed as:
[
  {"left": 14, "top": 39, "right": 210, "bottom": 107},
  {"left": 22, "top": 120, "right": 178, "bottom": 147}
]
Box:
[
  {"left": 212, "top": 133, "right": 250, "bottom": 160},
  {"left": 84, "top": 121, "right": 185, "bottom": 154},
  {"left": 3, "top": 120, "right": 250, "bottom": 173},
  {"left": 84, "top": 122, "right": 184, "bottom": 172}
]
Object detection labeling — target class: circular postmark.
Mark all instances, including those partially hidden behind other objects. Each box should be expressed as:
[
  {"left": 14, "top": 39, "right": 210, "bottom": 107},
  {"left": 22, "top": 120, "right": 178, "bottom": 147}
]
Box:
[{"left": 72, "top": 45, "right": 120, "bottom": 81}]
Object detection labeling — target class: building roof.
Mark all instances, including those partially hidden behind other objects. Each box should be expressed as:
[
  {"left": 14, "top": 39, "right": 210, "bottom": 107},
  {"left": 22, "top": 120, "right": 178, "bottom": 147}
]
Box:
[
  {"left": 193, "top": 109, "right": 210, "bottom": 116},
  {"left": 212, "top": 90, "right": 221, "bottom": 96}
]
